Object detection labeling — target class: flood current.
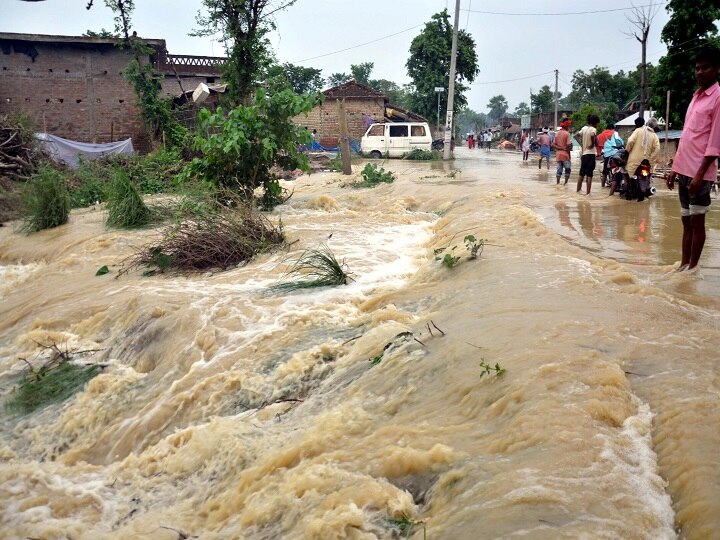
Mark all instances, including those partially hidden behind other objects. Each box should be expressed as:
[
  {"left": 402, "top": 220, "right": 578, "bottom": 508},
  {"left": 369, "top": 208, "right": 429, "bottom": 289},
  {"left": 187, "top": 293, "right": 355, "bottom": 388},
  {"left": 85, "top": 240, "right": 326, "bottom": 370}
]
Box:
[{"left": 1, "top": 148, "right": 719, "bottom": 539}]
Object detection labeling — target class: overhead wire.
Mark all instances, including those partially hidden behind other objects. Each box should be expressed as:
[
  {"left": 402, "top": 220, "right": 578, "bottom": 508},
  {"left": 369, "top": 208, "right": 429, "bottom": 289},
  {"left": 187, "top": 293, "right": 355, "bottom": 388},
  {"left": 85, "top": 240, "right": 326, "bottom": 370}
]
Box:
[{"left": 461, "top": 2, "right": 666, "bottom": 17}]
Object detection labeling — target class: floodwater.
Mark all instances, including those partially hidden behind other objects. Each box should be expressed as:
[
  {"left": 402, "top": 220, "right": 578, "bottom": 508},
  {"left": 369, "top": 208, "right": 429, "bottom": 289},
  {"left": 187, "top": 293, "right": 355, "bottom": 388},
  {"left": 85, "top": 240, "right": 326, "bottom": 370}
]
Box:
[{"left": 0, "top": 148, "right": 719, "bottom": 539}]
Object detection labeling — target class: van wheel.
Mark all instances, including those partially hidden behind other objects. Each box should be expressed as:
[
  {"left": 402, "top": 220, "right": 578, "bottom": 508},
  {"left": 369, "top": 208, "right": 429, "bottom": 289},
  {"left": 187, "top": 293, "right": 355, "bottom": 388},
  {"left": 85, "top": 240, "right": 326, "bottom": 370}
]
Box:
[{"left": 370, "top": 150, "right": 382, "bottom": 159}]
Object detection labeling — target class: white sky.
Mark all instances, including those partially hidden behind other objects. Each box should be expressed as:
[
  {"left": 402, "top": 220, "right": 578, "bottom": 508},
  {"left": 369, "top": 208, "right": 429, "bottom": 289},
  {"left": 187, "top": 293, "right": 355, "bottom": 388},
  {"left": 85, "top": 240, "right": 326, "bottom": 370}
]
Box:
[{"left": 2, "top": 0, "right": 671, "bottom": 113}]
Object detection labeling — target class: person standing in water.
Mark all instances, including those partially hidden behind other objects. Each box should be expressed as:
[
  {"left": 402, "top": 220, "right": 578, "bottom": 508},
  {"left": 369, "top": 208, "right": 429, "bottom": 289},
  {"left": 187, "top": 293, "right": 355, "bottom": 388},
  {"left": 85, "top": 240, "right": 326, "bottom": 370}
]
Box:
[
  {"left": 577, "top": 115, "right": 600, "bottom": 195},
  {"left": 666, "top": 47, "right": 720, "bottom": 271},
  {"left": 553, "top": 119, "right": 573, "bottom": 184},
  {"left": 537, "top": 128, "right": 552, "bottom": 170},
  {"left": 521, "top": 132, "right": 530, "bottom": 161}
]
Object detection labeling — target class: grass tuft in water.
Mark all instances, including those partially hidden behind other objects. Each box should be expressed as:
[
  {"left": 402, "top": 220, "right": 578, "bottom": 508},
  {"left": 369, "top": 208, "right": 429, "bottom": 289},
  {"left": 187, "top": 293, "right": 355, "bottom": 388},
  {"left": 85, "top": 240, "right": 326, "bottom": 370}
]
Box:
[
  {"left": 270, "top": 244, "right": 352, "bottom": 292},
  {"left": 387, "top": 515, "right": 426, "bottom": 539},
  {"left": 20, "top": 165, "right": 70, "bottom": 232},
  {"left": 106, "top": 168, "right": 153, "bottom": 228}
]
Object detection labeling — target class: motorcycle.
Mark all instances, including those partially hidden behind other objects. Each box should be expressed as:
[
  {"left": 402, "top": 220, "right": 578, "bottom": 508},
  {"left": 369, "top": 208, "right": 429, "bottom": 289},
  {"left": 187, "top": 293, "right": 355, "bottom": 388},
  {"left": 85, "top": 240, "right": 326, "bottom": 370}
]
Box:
[
  {"left": 431, "top": 139, "right": 444, "bottom": 151},
  {"left": 619, "top": 159, "right": 655, "bottom": 201}
]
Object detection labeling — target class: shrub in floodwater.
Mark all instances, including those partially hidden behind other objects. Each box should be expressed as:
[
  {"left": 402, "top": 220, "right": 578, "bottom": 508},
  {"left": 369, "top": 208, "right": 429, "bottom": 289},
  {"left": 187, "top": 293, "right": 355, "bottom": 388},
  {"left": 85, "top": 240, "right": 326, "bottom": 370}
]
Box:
[
  {"left": 479, "top": 359, "right": 505, "bottom": 378},
  {"left": 435, "top": 233, "right": 486, "bottom": 268},
  {"left": 20, "top": 165, "right": 70, "bottom": 232},
  {"left": 403, "top": 148, "right": 441, "bottom": 161},
  {"left": 6, "top": 363, "right": 102, "bottom": 414},
  {"left": 356, "top": 163, "right": 395, "bottom": 187},
  {"left": 106, "top": 168, "right": 153, "bottom": 228},
  {"left": 270, "top": 244, "right": 352, "bottom": 292},
  {"left": 327, "top": 153, "right": 343, "bottom": 172},
  {"left": 387, "top": 516, "right": 426, "bottom": 539},
  {"left": 128, "top": 197, "right": 285, "bottom": 273}
]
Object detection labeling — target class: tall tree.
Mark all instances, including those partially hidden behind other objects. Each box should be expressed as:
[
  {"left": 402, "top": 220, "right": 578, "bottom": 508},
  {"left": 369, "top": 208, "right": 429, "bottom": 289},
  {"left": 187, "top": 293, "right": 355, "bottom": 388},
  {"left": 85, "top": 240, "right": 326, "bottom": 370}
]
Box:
[
  {"left": 652, "top": 0, "right": 720, "bottom": 127},
  {"left": 531, "top": 85, "right": 556, "bottom": 113},
  {"left": 327, "top": 72, "right": 352, "bottom": 87},
  {"left": 405, "top": 9, "right": 479, "bottom": 123},
  {"left": 350, "top": 62, "right": 374, "bottom": 85},
  {"left": 193, "top": 0, "right": 298, "bottom": 104},
  {"left": 265, "top": 62, "right": 324, "bottom": 94},
  {"left": 486, "top": 95, "right": 508, "bottom": 123},
  {"left": 514, "top": 102, "right": 530, "bottom": 116}
]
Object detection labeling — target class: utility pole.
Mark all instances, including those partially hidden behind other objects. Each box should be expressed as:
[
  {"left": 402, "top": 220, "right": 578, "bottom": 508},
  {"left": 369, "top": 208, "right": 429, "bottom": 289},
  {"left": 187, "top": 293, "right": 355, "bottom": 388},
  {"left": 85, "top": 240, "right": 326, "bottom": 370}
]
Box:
[
  {"left": 443, "top": 0, "right": 461, "bottom": 160},
  {"left": 337, "top": 99, "right": 352, "bottom": 175},
  {"left": 554, "top": 69, "right": 559, "bottom": 129}
]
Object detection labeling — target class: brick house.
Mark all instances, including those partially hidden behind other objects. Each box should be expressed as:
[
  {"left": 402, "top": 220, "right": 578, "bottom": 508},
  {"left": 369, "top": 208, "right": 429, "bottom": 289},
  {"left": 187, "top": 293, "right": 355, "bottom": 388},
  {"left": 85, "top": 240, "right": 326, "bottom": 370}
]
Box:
[
  {"left": 0, "top": 32, "right": 224, "bottom": 150},
  {"left": 298, "top": 81, "right": 426, "bottom": 148}
]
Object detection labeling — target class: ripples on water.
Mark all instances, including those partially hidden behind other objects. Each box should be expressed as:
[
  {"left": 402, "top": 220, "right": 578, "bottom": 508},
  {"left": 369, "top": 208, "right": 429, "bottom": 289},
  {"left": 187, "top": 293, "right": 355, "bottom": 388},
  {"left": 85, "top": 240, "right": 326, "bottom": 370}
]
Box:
[{"left": 0, "top": 150, "right": 718, "bottom": 538}]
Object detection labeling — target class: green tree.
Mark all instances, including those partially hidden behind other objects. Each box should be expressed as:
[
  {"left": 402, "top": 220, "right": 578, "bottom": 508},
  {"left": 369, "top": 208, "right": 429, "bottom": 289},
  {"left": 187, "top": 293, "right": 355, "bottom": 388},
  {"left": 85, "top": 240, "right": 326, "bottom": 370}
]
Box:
[
  {"left": 570, "top": 103, "right": 617, "bottom": 137},
  {"left": 327, "top": 72, "right": 352, "bottom": 87},
  {"left": 350, "top": 62, "right": 374, "bottom": 85},
  {"left": 531, "top": 85, "right": 556, "bottom": 113},
  {"left": 405, "top": 9, "right": 479, "bottom": 123},
  {"left": 265, "top": 62, "right": 324, "bottom": 94},
  {"left": 193, "top": 0, "right": 298, "bottom": 104},
  {"left": 514, "top": 102, "right": 530, "bottom": 116},
  {"left": 368, "top": 79, "right": 412, "bottom": 108},
  {"left": 486, "top": 94, "right": 508, "bottom": 123},
  {"left": 455, "top": 108, "right": 488, "bottom": 135},
  {"left": 651, "top": 0, "right": 720, "bottom": 127},
  {"left": 178, "top": 89, "right": 321, "bottom": 209}
]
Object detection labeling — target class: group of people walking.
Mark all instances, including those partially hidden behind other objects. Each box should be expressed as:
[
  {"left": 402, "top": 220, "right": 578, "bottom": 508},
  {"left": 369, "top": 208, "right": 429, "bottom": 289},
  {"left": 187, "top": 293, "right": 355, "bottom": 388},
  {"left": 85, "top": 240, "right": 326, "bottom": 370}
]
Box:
[{"left": 467, "top": 130, "right": 493, "bottom": 150}]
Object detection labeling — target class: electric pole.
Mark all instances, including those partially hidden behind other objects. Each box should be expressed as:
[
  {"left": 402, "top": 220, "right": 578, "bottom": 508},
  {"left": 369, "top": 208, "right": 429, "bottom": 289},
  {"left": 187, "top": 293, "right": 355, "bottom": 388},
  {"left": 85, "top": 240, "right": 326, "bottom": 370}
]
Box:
[
  {"left": 443, "top": 0, "right": 461, "bottom": 160},
  {"left": 554, "top": 69, "right": 559, "bottom": 129}
]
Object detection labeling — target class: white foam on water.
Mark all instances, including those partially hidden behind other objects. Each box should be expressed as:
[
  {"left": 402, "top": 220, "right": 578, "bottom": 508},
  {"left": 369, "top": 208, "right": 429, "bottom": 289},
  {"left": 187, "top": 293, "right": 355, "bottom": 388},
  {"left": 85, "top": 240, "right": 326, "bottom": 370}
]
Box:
[
  {"left": 0, "top": 261, "right": 45, "bottom": 299},
  {"left": 598, "top": 400, "right": 676, "bottom": 539}
]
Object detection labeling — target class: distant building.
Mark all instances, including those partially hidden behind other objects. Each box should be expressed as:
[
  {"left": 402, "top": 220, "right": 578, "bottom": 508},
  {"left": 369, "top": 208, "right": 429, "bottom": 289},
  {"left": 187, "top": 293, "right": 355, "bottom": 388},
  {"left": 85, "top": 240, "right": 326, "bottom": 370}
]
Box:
[
  {"left": 0, "top": 32, "right": 225, "bottom": 150},
  {"left": 297, "top": 80, "right": 427, "bottom": 148}
]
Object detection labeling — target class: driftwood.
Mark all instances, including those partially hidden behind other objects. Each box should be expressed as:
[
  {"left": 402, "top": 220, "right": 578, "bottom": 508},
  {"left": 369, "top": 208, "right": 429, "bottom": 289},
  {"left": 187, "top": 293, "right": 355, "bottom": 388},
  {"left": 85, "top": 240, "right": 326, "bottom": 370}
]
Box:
[{"left": 0, "top": 114, "right": 40, "bottom": 180}]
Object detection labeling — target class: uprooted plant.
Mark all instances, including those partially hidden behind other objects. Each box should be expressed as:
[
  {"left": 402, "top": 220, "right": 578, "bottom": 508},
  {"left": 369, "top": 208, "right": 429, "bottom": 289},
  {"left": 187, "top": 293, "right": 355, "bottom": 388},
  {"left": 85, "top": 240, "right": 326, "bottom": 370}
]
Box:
[
  {"left": 387, "top": 515, "right": 426, "bottom": 539},
  {"left": 479, "top": 359, "right": 505, "bottom": 378},
  {"left": 270, "top": 244, "right": 352, "bottom": 292},
  {"left": 20, "top": 165, "right": 71, "bottom": 233},
  {"left": 5, "top": 341, "right": 104, "bottom": 414},
  {"left": 355, "top": 163, "right": 395, "bottom": 187},
  {"left": 125, "top": 195, "right": 285, "bottom": 274},
  {"left": 434, "top": 233, "right": 486, "bottom": 268},
  {"left": 106, "top": 168, "right": 154, "bottom": 228}
]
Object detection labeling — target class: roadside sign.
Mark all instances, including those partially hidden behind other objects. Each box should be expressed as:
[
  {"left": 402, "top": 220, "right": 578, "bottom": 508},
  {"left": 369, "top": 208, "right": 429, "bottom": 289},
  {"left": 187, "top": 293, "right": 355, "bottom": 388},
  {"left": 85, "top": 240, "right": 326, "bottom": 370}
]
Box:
[{"left": 521, "top": 115, "right": 531, "bottom": 130}]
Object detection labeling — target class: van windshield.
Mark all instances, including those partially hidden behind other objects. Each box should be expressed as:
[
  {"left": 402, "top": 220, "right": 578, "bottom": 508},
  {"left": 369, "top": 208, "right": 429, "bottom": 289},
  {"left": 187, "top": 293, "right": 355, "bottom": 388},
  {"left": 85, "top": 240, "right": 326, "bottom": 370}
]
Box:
[
  {"left": 389, "top": 125, "right": 409, "bottom": 137},
  {"left": 367, "top": 125, "right": 384, "bottom": 137}
]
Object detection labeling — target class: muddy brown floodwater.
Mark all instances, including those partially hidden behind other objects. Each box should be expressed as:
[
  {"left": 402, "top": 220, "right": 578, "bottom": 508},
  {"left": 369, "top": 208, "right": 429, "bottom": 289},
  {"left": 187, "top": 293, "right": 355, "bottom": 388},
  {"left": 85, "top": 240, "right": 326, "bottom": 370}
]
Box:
[{"left": 1, "top": 148, "right": 718, "bottom": 539}]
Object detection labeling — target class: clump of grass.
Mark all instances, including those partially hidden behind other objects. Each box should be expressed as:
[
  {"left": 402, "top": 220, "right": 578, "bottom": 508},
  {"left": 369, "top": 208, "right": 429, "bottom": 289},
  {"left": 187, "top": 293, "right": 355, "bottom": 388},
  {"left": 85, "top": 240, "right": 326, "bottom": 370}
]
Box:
[
  {"left": 327, "top": 153, "right": 343, "bottom": 172},
  {"left": 20, "top": 165, "right": 70, "bottom": 232},
  {"left": 106, "top": 168, "right": 153, "bottom": 228},
  {"left": 270, "top": 244, "right": 352, "bottom": 292},
  {"left": 387, "top": 515, "right": 426, "bottom": 539},
  {"left": 5, "top": 342, "right": 103, "bottom": 414},
  {"left": 403, "top": 148, "right": 441, "bottom": 160},
  {"left": 354, "top": 163, "right": 394, "bottom": 187},
  {"left": 127, "top": 198, "right": 284, "bottom": 274}
]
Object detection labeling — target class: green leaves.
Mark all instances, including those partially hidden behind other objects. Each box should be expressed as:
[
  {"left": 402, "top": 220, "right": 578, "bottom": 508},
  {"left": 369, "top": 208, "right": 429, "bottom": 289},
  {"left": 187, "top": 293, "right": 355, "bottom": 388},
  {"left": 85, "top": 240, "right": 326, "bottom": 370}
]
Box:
[
  {"left": 95, "top": 265, "right": 110, "bottom": 276},
  {"left": 177, "top": 89, "right": 320, "bottom": 209}
]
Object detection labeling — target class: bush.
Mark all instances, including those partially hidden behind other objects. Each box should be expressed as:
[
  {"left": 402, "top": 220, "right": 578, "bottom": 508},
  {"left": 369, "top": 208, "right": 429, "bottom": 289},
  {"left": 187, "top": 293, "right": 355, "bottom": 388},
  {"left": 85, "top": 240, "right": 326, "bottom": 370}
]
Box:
[
  {"left": 270, "top": 244, "right": 351, "bottom": 292},
  {"left": 177, "top": 88, "right": 322, "bottom": 209},
  {"left": 358, "top": 163, "right": 395, "bottom": 187},
  {"left": 20, "top": 166, "right": 70, "bottom": 232},
  {"left": 403, "top": 148, "right": 441, "bottom": 160},
  {"left": 106, "top": 169, "right": 152, "bottom": 228},
  {"left": 127, "top": 197, "right": 285, "bottom": 273}
]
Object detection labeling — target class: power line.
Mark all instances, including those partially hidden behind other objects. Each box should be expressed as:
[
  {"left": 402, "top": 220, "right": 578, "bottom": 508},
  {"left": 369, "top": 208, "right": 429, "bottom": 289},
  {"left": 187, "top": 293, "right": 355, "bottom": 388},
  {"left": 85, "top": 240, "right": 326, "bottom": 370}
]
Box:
[
  {"left": 461, "top": 2, "right": 666, "bottom": 17},
  {"left": 472, "top": 70, "right": 555, "bottom": 85},
  {"left": 293, "top": 23, "right": 423, "bottom": 63}
]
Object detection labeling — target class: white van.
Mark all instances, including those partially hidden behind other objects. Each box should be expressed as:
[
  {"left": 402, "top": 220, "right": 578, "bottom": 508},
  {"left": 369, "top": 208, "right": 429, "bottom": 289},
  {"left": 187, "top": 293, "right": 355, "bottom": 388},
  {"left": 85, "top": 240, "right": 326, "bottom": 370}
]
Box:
[{"left": 361, "top": 122, "right": 433, "bottom": 158}]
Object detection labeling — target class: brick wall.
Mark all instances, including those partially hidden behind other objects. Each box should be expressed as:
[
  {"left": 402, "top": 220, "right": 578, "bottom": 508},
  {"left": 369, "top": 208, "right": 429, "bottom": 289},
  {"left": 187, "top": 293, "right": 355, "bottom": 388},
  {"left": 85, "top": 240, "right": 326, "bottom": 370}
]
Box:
[
  {"left": 295, "top": 97, "right": 385, "bottom": 147},
  {"left": 0, "top": 40, "right": 149, "bottom": 149}
]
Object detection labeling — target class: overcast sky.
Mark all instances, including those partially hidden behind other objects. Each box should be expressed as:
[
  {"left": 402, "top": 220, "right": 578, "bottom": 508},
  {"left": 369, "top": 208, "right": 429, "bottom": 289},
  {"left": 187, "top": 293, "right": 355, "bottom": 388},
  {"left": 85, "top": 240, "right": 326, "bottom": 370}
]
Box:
[{"left": 3, "top": 0, "right": 671, "bottom": 113}]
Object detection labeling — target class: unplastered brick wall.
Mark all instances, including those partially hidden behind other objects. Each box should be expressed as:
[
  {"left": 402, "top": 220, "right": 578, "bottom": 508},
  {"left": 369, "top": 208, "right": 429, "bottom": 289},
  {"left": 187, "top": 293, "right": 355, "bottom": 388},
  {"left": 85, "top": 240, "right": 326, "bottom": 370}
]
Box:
[
  {"left": 0, "top": 39, "right": 148, "bottom": 149},
  {"left": 294, "top": 98, "right": 385, "bottom": 147}
]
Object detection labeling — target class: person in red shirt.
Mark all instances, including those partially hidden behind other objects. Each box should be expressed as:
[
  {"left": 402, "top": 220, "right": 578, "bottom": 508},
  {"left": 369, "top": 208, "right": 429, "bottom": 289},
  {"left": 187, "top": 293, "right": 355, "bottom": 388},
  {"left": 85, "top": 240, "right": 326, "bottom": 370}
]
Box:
[
  {"left": 666, "top": 47, "right": 720, "bottom": 271},
  {"left": 596, "top": 123, "right": 615, "bottom": 187},
  {"left": 553, "top": 119, "right": 573, "bottom": 184}
]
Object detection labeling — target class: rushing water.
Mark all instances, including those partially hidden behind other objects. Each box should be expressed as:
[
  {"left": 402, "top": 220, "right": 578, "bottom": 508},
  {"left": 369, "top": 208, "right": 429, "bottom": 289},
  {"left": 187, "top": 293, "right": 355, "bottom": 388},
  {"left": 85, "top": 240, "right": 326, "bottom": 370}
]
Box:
[{"left": 1, "top": 148, "right": 719, "bottom": 539}]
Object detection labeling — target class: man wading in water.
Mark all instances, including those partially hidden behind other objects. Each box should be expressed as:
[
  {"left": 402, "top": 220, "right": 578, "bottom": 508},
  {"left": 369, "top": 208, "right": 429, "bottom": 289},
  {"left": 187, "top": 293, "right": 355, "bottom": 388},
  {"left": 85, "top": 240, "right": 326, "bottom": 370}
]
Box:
[
  {"left": 667, "top": 47, "right": 720, "bottom": 271},
  {"left": 577, "top": 115, "right": 600, "bottom": 195}
]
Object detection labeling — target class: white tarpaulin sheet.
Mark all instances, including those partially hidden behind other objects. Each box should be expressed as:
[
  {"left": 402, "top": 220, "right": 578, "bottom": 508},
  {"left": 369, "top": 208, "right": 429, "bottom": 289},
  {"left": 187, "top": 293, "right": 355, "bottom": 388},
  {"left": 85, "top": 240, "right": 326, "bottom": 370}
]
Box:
[{"left": 36, "top": 133, "right": 134, "bottom": 169}]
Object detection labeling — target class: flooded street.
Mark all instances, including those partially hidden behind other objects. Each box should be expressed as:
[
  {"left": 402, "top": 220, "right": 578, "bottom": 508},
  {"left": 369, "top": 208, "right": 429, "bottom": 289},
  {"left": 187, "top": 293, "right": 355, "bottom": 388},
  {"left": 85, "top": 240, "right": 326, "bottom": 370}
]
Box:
[{"left": 1, "top": 149, "right": 719, "bottom": 539}]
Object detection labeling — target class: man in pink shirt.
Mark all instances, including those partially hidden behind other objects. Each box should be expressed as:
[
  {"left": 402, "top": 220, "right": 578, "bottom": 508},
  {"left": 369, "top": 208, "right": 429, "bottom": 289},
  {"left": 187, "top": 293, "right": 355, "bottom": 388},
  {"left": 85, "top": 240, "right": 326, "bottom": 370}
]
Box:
[{"left": 666, "top": 47, "right": 720, "bottom": 271}]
